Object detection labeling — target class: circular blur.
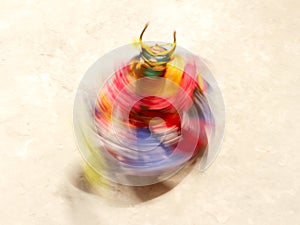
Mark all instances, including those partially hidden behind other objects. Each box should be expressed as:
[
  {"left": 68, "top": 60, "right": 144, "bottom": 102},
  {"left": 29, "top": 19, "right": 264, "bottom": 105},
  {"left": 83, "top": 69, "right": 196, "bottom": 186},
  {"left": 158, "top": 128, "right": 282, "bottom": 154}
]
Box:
[{"left": 73, "top": 42, "right": 225, "bottom": 186}]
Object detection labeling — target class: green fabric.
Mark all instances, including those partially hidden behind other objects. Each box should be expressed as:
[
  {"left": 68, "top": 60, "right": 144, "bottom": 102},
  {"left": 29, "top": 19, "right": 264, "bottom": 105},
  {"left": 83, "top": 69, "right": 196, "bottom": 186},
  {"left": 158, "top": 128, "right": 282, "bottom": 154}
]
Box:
[{"left": 143, "top": 68, "right": 163, "bottom": 78}]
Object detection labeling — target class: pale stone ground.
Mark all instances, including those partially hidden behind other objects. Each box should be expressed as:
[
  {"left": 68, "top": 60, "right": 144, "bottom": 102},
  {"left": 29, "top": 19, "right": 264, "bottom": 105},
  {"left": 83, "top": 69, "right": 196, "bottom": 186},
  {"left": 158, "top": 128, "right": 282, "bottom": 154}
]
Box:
[{"left": 0, "top": 0, "right": 299, "bottom": 224}]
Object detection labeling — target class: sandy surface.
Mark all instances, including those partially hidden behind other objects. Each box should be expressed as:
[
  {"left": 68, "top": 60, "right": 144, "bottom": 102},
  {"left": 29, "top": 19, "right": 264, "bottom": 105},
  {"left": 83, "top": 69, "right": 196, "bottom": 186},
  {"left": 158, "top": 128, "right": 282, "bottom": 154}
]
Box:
[{"left": 1, "top": 0, "right": 299, "bottom": 224}]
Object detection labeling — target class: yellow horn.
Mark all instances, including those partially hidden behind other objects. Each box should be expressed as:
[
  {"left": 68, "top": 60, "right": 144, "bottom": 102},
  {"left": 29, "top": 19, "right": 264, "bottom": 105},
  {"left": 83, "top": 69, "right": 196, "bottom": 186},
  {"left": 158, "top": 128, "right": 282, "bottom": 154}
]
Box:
[{"left": 139, "top": 22, "right": 149, "bottom": 42}]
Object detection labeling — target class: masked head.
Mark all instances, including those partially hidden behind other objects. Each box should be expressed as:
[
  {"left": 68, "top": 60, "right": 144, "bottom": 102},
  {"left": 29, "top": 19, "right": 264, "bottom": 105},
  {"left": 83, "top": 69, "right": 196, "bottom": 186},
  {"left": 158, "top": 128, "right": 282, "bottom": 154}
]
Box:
[{"left": 138, "top": 23, "right": 177, "bottom": 78}]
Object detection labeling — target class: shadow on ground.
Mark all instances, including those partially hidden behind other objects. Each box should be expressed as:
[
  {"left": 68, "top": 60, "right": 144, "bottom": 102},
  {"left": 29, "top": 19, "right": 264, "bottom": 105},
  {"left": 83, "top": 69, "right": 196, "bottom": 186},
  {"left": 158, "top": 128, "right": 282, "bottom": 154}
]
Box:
[{"left": 67, "top": 157, "right": 200, "bottom": 207}]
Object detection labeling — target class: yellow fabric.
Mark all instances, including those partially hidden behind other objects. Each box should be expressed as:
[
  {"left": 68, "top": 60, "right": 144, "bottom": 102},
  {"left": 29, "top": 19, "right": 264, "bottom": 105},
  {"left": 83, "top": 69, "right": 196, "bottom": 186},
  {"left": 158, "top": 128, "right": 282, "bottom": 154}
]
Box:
[
  {"left": 198, "top": 71, "right": 205, "bottom": 92},
  {"left": 165, "top": 55, "right": 184, "bottom": 85}
]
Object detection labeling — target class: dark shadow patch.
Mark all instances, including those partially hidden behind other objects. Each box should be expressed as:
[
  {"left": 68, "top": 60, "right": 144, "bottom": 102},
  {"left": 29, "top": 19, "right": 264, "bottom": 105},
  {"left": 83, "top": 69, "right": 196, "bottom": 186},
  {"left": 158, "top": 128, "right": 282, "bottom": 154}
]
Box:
[{"left": 67, "top": 155, "right": 201, "bottom": 207}]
